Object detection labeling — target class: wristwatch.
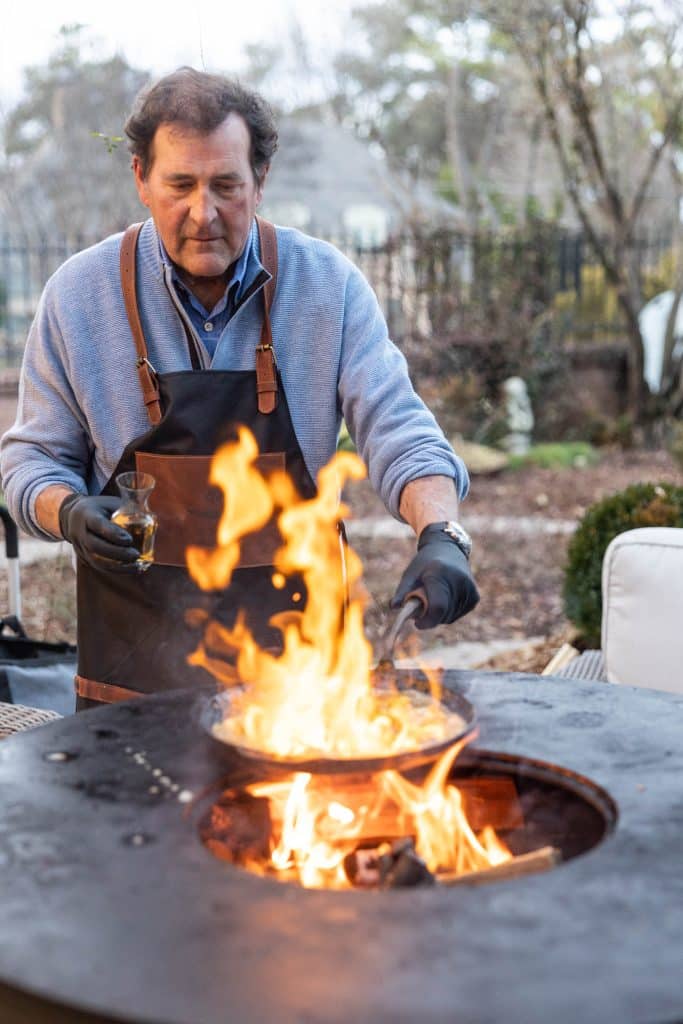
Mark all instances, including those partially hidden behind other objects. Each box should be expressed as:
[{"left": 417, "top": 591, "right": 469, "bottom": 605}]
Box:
[{"left": 420, "top": 520, "right": 473, "bottom": 559}]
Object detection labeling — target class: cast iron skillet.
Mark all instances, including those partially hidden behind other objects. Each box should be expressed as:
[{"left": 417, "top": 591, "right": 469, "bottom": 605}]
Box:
[
  {"left": 199, "top": 594, "right": 476, "bottom": 777},
  {"left": 200, "top": 673, "right": 476, "bottom": 778}
]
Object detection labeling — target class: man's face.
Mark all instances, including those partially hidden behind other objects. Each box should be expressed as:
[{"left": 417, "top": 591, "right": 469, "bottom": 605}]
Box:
[{"left": 133, "top": 113, "right": 266, "bottom": 282}]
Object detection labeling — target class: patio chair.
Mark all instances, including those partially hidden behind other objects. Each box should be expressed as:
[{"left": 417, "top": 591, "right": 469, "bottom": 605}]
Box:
[
  {"left": 545, "top": 527, "right": 683, "bottom": 694},
  {"left": 0, "top": 702, "right": 61, "bottom": 739}
]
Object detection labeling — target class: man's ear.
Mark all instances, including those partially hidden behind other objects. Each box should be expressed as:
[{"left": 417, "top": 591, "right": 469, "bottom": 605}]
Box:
[
  {"left": 132, "top": 156, "right": 151, "bottom": 209},
  {"left": 255, "top": 163, "right": 270, "bottom": 204}
]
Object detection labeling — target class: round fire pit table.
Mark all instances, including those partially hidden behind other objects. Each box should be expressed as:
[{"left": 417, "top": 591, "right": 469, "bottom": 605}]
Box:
[{"left": 0, "top": 671, "right": 681, "bottom": 1024}]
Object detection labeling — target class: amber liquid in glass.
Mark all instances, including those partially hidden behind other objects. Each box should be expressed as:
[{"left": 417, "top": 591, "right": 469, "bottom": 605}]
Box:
[{"left": 111, "top": 511, "right": 157, "bottom": 569}]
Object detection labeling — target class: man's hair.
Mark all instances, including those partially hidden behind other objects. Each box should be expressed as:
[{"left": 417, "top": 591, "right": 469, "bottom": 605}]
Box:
[{"left": 124, "top": 67, "right": 278, "bottom": 182}]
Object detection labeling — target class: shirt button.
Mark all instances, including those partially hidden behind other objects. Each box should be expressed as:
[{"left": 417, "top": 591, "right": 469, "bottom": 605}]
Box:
[{"left": 204, "top": 321, "right": 214, "bottom": 332}]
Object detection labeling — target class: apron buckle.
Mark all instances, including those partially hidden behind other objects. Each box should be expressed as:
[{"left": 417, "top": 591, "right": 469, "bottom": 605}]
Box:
[
  {"left": 136, "top": 355, "right": 158, "bottom": 377},
  {"left": 256, "top": 343, "right": 276, "bottom": 361}
]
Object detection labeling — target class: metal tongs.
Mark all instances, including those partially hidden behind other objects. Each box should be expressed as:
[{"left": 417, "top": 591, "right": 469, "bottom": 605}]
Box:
[{"left": 375, "top": 590, "right": 427, "bottom": 674}]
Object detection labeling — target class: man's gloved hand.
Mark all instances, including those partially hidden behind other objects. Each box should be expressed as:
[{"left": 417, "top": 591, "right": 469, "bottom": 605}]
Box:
[
  {"left": 391, "top": 523, "right": 480, "bottom": 630},
  {"left": 58, "top": 493, "right": 140, "bottom": 572}
]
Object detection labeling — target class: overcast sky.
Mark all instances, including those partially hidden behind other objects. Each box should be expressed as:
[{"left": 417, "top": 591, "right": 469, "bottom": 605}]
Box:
[{"left": 0, "top": 0, "right": 356, "bottom": 108}]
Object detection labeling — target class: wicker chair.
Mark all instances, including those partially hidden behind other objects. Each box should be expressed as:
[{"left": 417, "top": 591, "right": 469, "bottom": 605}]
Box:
[{"left": 0, "top": 703, "right": 61, "bottom": 739}]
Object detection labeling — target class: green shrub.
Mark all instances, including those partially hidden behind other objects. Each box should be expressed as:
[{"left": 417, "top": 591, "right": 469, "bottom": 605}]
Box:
[
  {"left": 508, "top": 441, "right": 599, "bottom": 470},
  {"left": 563, "top": 482, "right": 683, "bottom": 647}
]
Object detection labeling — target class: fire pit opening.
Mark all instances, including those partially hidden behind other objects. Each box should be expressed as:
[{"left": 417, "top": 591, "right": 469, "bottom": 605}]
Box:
[{"left": 198, "top": 747, "right": 617, "bottom": 890}]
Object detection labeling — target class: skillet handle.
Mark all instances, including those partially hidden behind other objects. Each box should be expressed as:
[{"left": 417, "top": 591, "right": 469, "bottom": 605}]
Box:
[
  {"left": 376, "top": 589, "right": 427, "bottom": 670},
  {"left": 403, "top": 587, "right": 427, "bottom": 618}
]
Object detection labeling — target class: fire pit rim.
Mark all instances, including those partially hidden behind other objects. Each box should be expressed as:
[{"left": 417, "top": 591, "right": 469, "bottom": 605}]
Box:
[{"left": 0, "top": 673, "right": 681, "bottom": 1024}]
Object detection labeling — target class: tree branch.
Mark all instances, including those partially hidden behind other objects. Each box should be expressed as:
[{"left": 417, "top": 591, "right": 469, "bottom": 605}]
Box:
[
  {"left": 522, "top": 36, "right": 620, "bottom": 283},
  {"left": 627, "top": 94, "right": 683, "bottom": 233},
  {"left": 559, "top": 1, "right": 626, "bottom": 228}
]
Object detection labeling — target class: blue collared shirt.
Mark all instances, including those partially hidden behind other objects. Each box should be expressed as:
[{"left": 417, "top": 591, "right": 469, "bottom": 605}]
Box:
[{"left": 158, "top": 230, "right": 257, "bottom": 358}]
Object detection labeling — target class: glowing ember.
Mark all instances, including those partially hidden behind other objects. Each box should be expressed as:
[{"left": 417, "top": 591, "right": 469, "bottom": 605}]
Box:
[{"left": 189, "top": 427, "right": 512, "bottom": 886}]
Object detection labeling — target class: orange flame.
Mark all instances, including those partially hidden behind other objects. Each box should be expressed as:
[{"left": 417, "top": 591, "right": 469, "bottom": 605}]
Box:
[
  {"left": 187, "top": 429, "right": 461, "bottom": 760},
  {"left": 189, "top": 427, "right": 511, "bottom": 885},
  {"left": 245, "top": 739, "right": 509, "bottom": 889},
  {"left": 186, "top": 426, "right": 274, "bottom": 590}
]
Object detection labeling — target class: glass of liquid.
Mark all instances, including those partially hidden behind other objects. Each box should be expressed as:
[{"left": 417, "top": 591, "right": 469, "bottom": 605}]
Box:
[{"left": 111, "top": 471, "right": 158, "bottom": 572}]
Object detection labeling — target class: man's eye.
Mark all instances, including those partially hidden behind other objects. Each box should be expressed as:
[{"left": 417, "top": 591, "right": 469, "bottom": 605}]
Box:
[{"left": 217, "top": 183, "right": 239, "bottom": 195}]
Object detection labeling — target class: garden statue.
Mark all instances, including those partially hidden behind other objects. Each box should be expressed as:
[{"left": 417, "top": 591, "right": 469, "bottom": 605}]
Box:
[
  {"left": 502, "top": 376, "right": 534, "bottom": 455},
  {"left": 638, "top": 290, "right": 683, "bottom": 394}
]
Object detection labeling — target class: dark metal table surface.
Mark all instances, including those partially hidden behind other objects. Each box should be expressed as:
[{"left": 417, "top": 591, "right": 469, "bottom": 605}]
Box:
[{"left": 0, "top": 671, "right": 681, "bottom": 1024}]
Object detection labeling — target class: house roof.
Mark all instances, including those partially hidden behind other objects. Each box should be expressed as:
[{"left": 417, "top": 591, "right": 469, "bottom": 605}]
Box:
[{"left": 261, "top": 115, "right": 464, "bottom": 239}]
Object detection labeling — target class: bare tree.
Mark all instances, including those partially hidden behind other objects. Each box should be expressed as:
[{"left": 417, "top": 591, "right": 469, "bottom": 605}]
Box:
[
  {"left": 335, "top": 0, "right": 510, "bottom": 232},
  {"left": 485, "top": 0, "right": 683, "bottom": 420},
  {"left": 2, "top": 25, "right": 148, "bottom": 237}
]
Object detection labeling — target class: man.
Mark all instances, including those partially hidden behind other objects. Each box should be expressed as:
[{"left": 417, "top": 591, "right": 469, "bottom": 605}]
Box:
[{"left": 0, "top": 68, "right": 478, "bottom": 708}]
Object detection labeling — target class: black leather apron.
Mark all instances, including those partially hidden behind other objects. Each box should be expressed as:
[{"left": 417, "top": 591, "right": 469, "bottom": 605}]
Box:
[{"left": 75, "top": 218, "right": 322, "bottom": 708}]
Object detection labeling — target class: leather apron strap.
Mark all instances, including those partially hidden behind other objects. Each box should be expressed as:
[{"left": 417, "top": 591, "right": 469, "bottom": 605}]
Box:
[
  {"left": 120, "top": 223, "right": 163, "bottom": 426},
  {"left": 121, "top": 218, "right": 279, "bottom": 420},
  {"left": 255, "top": 216, "right": 278, "bottom": 415},
  {"left": 75, "top": 674, "right": 142, "bottom": 703}
]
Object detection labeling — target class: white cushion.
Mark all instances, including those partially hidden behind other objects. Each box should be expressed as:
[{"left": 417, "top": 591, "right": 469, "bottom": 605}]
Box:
[{"left": 601, "top": 527, "right": 683, "bottom": 693}]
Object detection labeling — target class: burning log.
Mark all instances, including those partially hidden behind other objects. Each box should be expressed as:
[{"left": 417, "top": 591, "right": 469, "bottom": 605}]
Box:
[
  {"left": 301, "top": 776, "right": 524, "bottom": 843},
  {"left": 344, "top": 838, "right": 435, "bottom": 889},
  {"left": 201, "top": 770, "right": 525, "bottom": 888},
  {"left": 302, "top": 778, "right": 414, "bottom": 843},
  {"left": 457, "top": 778, "right": 524, "bottom": 831},
  {"left": 440, "top": 845, "right": 560, "bottom": 886},
  {"left": 199, "top": 791, "right": 271, "bottom": 865},
  {"left": 343, "top": 839, "right": 560, "bottom": 889},
  {"left": 382, "top": 839, "right": 436, "bottom": 888}
]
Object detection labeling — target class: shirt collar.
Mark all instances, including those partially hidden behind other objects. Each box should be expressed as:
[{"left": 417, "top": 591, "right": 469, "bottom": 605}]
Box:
[{"left": 156, "top": 223, "right": 258, "bottom": 314}]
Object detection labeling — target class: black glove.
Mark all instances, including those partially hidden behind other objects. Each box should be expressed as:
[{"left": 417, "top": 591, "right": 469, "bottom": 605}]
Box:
[
  {"left": 58, "top": 493, "right": 140, "bottom": 573},
  {"left": 391, "top": 524, "right": 480, "bottom": 630}
]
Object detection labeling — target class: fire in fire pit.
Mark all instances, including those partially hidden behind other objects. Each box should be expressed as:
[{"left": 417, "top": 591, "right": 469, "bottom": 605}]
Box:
[
  {"left": 200, "top": 739, "right": 512, "bottom": 888},
  {"left": 187, "top": 429, "right": 611, "bottom": 891},
  {"left": 198, "top": 745, "right": 616, "bottom": 889}
]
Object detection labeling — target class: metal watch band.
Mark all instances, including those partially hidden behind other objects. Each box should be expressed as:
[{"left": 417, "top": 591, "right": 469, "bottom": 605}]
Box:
[{"left": 418, "top": 520, "right": 472, "bottom": 559}]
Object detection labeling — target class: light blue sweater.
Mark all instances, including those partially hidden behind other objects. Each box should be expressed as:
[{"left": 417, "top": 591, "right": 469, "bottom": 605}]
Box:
[{"left": 0, "top": 219, "right": 468, "bottom": 539}]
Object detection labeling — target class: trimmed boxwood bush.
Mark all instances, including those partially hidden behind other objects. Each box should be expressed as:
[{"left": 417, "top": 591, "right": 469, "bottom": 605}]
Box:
[{"left": 563, "top": 482, "right": 683, "bottom": 647}]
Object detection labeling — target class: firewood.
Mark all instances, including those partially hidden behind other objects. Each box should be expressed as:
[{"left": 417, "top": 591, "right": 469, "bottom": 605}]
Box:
[
  {"left": 439, "top": 845, "right": 560, "bottom": 886},
  {"left": 344, "top": 837, "right": 435, "bottom": 888},
  {"left": 199, "top": 791, "right": 272, "bottom": 864},
  {"left": 457, "top": 777, "right": 524, "bottom": 830}
]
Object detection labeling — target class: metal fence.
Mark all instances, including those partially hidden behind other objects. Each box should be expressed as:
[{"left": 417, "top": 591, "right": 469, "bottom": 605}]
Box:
[
  {"left": 0, "top": 234, "right": 99, "bottom": 369},
  {"left": 0, "top": 227, "right": 674, "bottom": 369},
  {"left": 333, "top": 228, "right": 674, "bottom": 347}
]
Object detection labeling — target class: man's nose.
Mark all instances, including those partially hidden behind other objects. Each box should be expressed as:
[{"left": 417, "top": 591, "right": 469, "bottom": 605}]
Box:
[{"left": 189, "top": 187, "right": 217, "bottom": 226}]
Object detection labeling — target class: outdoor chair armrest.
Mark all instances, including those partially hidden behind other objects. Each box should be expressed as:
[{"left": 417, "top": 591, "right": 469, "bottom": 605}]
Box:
[{"left": 0, "top": 702, "right": 61, "bottom": 739}]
